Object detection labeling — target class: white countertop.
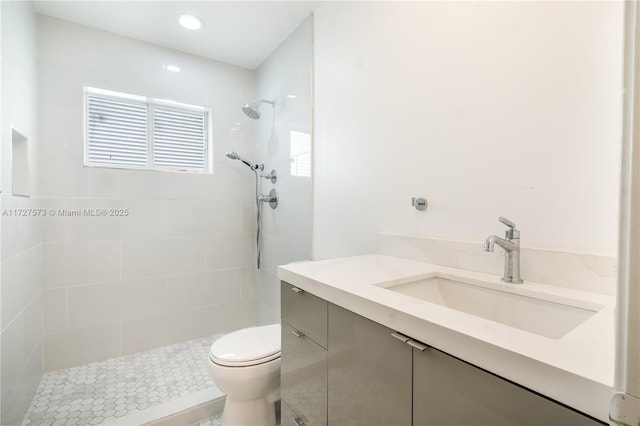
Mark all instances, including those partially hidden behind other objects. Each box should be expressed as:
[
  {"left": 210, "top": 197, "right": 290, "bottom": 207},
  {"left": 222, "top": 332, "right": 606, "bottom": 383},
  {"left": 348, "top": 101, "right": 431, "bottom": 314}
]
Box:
[{"left": 277, "top": 254, "right": 615, "bottom": 423}]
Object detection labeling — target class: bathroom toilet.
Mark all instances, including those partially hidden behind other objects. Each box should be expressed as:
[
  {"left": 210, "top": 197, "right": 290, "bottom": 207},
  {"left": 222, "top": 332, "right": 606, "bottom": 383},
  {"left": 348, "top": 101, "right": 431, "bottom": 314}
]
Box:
[{"left": 208, "top": 324, "right": 281, "bottom": 426}]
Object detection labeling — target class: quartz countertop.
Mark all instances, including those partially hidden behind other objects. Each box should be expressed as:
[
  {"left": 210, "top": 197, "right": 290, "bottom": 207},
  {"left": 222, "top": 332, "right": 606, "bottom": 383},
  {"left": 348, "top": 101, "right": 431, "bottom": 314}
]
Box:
[{"left": 277, "top": 254, "right": 615, "bottom": 423}]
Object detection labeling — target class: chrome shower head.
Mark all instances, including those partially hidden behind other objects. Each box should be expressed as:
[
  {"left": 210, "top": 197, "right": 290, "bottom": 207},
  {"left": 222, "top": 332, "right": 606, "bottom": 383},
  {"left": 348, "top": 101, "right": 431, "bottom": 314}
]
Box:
[
  {"left": 241, "top": 99, "right": 275, "bottom": 120},
  {"left": 225, "top": 151, "right": 240, "bottom": 160},
  {"left": 225, "top": 150, "right": 263, "bottom": 171},
  {"left": 242, "top": 104, "right": 261, "bottom": 119}
]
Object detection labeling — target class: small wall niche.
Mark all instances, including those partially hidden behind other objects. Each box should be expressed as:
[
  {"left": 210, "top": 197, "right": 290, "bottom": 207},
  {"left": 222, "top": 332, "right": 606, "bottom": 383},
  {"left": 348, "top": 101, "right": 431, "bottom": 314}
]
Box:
[{"left": 11, "top": 128, "right": 30, "bottom": 197}]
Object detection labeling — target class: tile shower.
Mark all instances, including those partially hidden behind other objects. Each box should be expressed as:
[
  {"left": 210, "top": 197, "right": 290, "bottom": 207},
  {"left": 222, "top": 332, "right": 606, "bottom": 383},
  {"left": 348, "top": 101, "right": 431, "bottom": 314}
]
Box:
[{"left": 2, "top": 0, "right": 312, "bottom": 424}]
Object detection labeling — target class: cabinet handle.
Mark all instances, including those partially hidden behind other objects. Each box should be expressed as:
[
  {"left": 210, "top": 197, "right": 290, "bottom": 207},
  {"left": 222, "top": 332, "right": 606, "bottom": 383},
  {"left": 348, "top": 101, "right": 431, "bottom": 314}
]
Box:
[
  {"left": 292, "top": 329, "right": 305, "bottom": 338},
  {"left": 293, "top": 416, "right": 306, "bottom": 426},
  {"left": 391, "top": 331, "right": 410, "bottom": 343},
  {"left": 291, "top": 286, "right": 304, "bottom": 294},
  {"left": 407, "top": 339, "right": 428, "bottom": 351},
  {"left": 392, "top": 332, "right": 429, "bottom": 351}
]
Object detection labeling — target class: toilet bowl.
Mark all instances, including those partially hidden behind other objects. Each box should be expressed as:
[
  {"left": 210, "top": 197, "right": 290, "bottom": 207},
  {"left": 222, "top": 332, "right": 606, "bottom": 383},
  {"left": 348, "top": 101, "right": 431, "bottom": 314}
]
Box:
[{"left": 208, "top": 324, "right": 281, "bottom": 426}]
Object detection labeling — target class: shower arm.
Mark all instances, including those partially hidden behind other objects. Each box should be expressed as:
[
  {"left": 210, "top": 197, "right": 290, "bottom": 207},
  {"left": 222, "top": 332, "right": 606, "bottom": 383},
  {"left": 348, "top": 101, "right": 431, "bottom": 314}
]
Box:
[{"left": 256, "top": 99, "right": 276, "bottom": 107}]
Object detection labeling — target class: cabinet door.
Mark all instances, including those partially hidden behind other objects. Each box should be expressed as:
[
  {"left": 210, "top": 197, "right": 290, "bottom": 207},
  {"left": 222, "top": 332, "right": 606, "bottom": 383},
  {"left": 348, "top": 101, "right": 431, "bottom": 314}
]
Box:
[
  {"left": 328, "top": 303, "right": 412, "bottom": 426},
  {"left": 280, "top": 400, "right": 298, "bottom": 426},
  {"left": 281, "top": 322, "right": 327, "bottom": 426},
  {"left": 413, "top": 346, "right": 605, "bottom": 426}
]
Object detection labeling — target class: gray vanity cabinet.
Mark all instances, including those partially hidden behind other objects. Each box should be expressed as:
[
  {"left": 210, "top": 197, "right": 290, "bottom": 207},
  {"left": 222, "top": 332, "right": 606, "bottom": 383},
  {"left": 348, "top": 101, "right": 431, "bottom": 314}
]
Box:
[
  {"left": 280, "top": 281, "right": 604, "bottom": 426},
  {"left": 281, "top": 282, "right": 328, "bottom": 426},
  {"left": 412, "top": 347, "right": 604, "bottom": 426},
  {"left": 327, "top": 304, "right": 412, "bottom": 426}
]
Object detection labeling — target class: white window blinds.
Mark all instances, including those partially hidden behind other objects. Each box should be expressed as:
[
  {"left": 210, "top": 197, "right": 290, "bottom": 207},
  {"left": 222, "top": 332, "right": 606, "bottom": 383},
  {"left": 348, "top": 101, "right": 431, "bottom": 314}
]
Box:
[
  {"left": 87, "top": 95, "right": 148, "bottom": 167},
  {"left": 153, "top": 107, "right": 207, "bottom": 170},
  {"left": 85, "top": 87, "right": 211, "bottom": 173}
]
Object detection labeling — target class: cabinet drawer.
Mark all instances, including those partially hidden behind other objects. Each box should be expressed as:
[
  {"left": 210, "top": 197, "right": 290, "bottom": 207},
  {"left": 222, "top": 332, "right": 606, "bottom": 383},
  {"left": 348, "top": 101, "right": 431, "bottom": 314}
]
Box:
[
  {"left": 281, "top": 321, "right": 327, "bottom": 426},
  {"left": 281, "top": 281, "right": 328, "bottom": 348}
]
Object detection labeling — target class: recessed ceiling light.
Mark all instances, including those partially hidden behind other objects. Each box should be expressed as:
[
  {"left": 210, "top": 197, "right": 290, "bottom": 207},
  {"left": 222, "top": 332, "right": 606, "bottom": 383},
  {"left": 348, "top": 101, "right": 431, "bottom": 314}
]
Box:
[
  {"left": 177, "top": 13, "right": 204, "bottom": 31},
  {"left": 163, "top": 64, "right": 181, "bottom": 73},
  {"left": 287, "top": 94, "right": 297, "bottom": 99}
]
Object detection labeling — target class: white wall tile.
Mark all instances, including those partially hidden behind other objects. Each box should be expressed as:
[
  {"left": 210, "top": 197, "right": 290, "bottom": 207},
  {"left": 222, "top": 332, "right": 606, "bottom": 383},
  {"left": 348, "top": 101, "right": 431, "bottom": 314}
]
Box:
[
  {"left": 22, "top": 293, "right": 42, "bottom": 359},
  {"left": 34, "top": 150, "right": 88, "bottom": 198},
  {"left": 121, "top": 308, "right": 206, "bottom": 355},
  {"left": 1, "top": 247, "right": 39, "bottom": 328},
  {"left": 166, "top": 199, "right": 243, "bottom": 237},
  {"left": 38, "top": 198, "right": 67, "bottom": 243},
  {"left": 206, "top": 235, "right": 252, "bottom": 270},
  {"left": 205, "top": 301, "right": 255, "bottom": 335},
  {"left": 166, "top": 268, "right": 242, "bottom": 312},
  {"left": 119, "top": 277, "right": 167, "bottom": 323},
  {"left": 43, "top": 324, "right": 121, "bottom": 372},
  {"left": 42, "top": 288, "right": 68, "bottom": 334},
  {"left": 1, "top": 319, "right": 25, "bottom": 425},
  {"left": 166, "top": 272, "right": 208, "bottom": 313},
  {"left": 37, "top": 104, "right": 69, "bottom": 153},
  {"left": 256, "top": 301, "right": 280, "bottom": 327},
  {"left": 68, "top": 282, "right": 123, "bottom": 329},
  {"left": 1, "top": 304, "right": 42, "bottom": 425},
  {"left": 121, "top": 237, "right": 205, "bottom": 280},
  {"left": 68, "top": 277, "right": 167, "bottom": 330},
  {"left": 255, "top": 272, "right": 281, "bottom": 317},
  {"left": 42, "top": 241, "right": 120, "bottom": 287}
]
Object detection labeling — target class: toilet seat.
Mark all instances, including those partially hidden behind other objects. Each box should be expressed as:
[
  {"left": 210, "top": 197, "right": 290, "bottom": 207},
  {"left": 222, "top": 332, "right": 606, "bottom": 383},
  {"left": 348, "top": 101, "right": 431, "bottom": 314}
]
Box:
[{"left": 210, "top": 324, "right": 281, "bottom": 367}]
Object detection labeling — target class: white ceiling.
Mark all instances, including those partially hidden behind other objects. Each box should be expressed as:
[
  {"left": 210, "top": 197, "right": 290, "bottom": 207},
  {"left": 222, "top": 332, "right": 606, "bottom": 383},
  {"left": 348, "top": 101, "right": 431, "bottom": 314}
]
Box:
[{"left": 33, "top": 1, "right": 317, "bottom": 70}]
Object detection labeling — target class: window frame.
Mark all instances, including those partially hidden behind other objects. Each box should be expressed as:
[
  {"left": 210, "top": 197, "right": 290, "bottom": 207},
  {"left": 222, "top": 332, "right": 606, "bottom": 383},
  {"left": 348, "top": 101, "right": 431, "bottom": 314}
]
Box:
[{"left": 83, "top": 86, "right": 213, "bottom": 174}]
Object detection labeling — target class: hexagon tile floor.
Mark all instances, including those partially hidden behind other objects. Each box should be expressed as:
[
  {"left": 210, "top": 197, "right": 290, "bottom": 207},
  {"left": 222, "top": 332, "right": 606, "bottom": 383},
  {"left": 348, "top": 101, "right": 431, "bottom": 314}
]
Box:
[
  {"left": 21, "top": 335, "right": 221, "bottom": 426},
  {"left": 189, "top": 414, "right": 222, "bottom": 426}
]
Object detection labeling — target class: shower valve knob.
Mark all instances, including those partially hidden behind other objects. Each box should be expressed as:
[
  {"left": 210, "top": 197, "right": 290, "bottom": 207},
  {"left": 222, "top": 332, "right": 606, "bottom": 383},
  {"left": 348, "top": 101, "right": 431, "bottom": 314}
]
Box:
[
  {"left": 258, "top": 189, "right": 279, "bottom": 209},
  {"left": 261, "top": 169, "right": 277, "bottom": 184},
  {"left": 412, "top": 197, "right": 428, "bottom": 211}
]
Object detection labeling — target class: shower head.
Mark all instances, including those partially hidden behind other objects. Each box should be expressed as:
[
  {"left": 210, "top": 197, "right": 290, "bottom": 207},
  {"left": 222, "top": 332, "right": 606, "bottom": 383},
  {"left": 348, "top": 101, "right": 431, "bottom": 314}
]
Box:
[
  {"left": 241, "top": 99, "right": 275, "bottom": 120},
  {"left": 225, "top": 150, "right": 263, "bottom": 171}
]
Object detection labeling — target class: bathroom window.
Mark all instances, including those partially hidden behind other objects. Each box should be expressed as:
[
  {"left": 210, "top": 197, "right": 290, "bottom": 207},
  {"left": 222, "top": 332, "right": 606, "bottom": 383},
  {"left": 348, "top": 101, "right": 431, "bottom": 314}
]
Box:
[
  {"left": 84, "top": 87, "right": 212, "bottom": 173},
  {"left": 290, "top": 129, "right": 311, "bottom": 177}
]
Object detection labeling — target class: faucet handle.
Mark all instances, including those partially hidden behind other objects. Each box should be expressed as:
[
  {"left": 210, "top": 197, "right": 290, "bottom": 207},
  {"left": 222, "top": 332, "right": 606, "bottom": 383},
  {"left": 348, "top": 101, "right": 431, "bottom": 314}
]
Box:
[
  {"left": 498, "top": 216, "right": 519, "bottom": 240},
  {"left": 499, "top": 216, "right": 516, "bottom": 229}
]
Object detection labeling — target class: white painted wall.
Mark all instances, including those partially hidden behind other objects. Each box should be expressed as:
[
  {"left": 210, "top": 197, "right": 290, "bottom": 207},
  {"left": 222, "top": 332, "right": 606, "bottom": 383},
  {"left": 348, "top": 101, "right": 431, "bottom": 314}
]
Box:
[
  {"left": 1, "top": 1, "right": 42, "bottom": 424},
  {"left": 254, "top": 16, "right": 313, "bottom": 325},
  {"left": 37, "top": 15, "right": 258, "bottom": 371},
  {"left": 312, "top": 2, "right": 623, "bottom": 260}
]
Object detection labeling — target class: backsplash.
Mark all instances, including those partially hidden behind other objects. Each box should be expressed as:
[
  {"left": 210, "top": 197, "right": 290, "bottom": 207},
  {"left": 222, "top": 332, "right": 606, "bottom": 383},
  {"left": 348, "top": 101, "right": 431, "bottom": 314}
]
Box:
[{"left": 377, "top": 233, "right": 616, "bottom": 296}]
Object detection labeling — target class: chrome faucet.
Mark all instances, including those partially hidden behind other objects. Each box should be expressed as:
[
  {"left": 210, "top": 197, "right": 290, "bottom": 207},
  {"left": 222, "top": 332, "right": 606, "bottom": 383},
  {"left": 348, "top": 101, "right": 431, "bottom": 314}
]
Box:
[{"left": 483, "top": 217, "right": 523, "bottom": 284}]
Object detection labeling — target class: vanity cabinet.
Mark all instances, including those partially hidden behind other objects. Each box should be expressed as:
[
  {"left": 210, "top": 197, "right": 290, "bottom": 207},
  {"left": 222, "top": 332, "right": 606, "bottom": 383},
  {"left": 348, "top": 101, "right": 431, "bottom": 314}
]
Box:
[
  {"left": 280, "top": 281, "right": 605, "bottom": 426},
  {"left": 281, "top": 282, "right": 328, "bottom": 426},
  {"left": 328, "top": 303, "right": 412, "bottom": 426}
]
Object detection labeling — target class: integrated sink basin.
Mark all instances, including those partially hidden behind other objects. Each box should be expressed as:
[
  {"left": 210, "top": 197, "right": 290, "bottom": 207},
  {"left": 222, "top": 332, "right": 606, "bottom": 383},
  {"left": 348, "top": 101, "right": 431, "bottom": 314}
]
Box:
[{"left": 378, "top": 275, "right": 603, "bottom": 339}]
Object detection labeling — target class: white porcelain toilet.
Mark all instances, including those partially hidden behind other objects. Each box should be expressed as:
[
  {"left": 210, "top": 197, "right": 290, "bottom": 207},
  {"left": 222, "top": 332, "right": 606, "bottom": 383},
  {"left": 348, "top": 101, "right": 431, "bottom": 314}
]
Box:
[{"left": 207, "top": 324, "right": 281, "bottom": 426}]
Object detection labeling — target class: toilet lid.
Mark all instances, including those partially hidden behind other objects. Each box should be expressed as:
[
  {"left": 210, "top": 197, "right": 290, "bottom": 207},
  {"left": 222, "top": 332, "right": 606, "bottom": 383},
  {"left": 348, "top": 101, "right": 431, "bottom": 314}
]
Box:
[{"left": 209, "top": 324, "right": 281, "bottom": 367}]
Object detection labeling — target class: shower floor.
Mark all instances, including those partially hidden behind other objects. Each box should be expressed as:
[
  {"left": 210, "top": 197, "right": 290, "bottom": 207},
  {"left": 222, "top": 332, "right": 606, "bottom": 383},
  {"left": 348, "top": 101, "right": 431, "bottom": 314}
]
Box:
[{"left": 21, "top": 335, "right": 222, "bottom": 426}]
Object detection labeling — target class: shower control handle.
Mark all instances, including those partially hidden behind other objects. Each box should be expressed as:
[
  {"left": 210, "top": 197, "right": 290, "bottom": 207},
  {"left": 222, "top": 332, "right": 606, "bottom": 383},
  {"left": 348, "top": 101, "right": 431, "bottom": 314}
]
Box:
[
  {"left": 261, "top": 169, "right": 277, "bottom": 184},
  {"left": 258, "top": 189, "right": 279, "bottom": 209}
]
